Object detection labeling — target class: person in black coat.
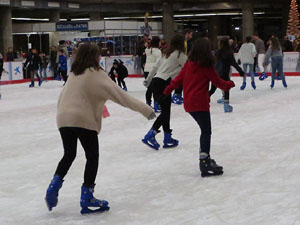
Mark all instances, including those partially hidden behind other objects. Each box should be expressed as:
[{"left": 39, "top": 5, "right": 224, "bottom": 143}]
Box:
[
  {"left": 6, "top": 47, "right": 15, "bottom": 62},
  {"left": 108, "top": 59, "right": 128, "bottom": 91},
  {"left": 24, "top": 48, "right": 42, "bottom": 87},
  {"left": 209, "top": 38, "right": 244, "bottom": 113}
]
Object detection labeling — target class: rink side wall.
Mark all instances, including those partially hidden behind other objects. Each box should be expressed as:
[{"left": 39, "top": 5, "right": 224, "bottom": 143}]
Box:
[{"left": 1, "top": 52, "right": 300, "bottom": 85}]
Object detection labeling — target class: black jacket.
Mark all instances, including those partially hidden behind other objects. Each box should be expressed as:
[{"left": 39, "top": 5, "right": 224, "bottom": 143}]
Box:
[
  {"left": 216, "top": 50, "right": 244, "bottom": 79},
  {"left": 24, "top": 53, "right": 41, "bottom": 71},
  {"left": 50, "top": 50, "right": 57, "bottom": 65},
  {"left": 117, "top": 63, "right": 128, "bottom": 79}
]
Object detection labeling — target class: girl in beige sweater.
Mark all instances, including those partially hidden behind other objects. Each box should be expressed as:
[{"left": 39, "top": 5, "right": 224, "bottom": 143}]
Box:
[{"left": 45, "top": 43, "right": 155, "bottom": 214}]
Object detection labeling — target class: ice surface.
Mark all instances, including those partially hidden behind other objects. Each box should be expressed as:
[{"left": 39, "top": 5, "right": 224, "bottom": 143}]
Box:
[{"left": 0, "top": 77, "right": 300, "bottom": 225}]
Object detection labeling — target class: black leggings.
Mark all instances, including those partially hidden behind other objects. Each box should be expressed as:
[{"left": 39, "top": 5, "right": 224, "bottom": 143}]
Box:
[
  {"left": 117, "top": 76, "right": 127, "bottom": 89},
  {"left": 189, "top": 112, "right": 212, "bottom": 156},
  {"left": 151, "top": 77, "right": 172, "bottom": 133},
  {"left": 55, "top": 127, "right": 99, "bottom": 187},
  {"left": 175, "top": 87, "right": 183, "bottom": 95},
  {"left": 59, "top": 70, "right": 68, "bottom": 83}
]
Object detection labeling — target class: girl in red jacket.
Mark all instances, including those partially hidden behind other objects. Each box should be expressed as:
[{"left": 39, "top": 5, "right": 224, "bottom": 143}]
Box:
[{"left": 163, "top": 38, "right": 235, "bottom": 177}]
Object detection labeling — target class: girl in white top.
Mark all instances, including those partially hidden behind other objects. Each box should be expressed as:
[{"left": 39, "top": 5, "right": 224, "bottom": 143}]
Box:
[
  {"left": 142, "top": 34, "right": 187, "bottom": 150},
  {"left": 238, "top": 36, "right": 257, "bottom": 90},
  {"left": 144, "top": 37, "right": 162, "bottom": 109}
]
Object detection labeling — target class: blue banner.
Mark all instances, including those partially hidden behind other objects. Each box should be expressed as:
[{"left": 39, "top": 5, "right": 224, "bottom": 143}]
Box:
[{"left": 56, "top": 22, "right": 89, "bottom": 31}]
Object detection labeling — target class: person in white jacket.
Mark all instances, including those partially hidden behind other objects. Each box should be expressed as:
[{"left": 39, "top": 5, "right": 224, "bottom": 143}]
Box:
[
  {"left": 144, "top": 37, "right": 162, "bottom": 111},
  {"left": 142, "top": 34, "right": 187, "bottom": 150},
  {"left": 238, "top": 36, "right": 257, "bottom": 90}
]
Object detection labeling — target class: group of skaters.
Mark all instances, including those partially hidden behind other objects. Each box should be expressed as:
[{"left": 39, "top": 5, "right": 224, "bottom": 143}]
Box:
[{"left": 29, "top": 30, "right": 288, "bottom": 215}]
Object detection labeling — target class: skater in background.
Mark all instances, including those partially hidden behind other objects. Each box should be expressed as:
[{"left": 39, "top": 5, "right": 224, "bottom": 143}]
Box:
[
  {"left": 108, "top": 59, "right": 118, "bottom": 83},
  {"left": 45, "top": 43, "right": 155, "bottom": 214},
  {"left": 253, "top": 35, "right": 266, "bottom": 77},
  {"left": 163, "top": 38, "right": 235, "bottom": 177},
  {"left": 209, "top": 37, "right": 244, "bottom": 113},
  {"left": 40, "top": 53, "right": 48, "bottom": 82},
  {"left": 263, "top": 37, "right": 287, "bottom": 89},
  {"left": 0, "top": 52, "right": 3, "bottom": 99},
  {"left": 50, "top": 46, "right": 58, "bottom": 80},
  {"left": 142, "top": 34, "right": 187, "bottom": 150},
  {"left": 144, "top": 37, "right": 162, "bottom": 111},
  {"left": 58, "top": 49, "right": 68, "bottom": 85},
  {"left": 172, "top": 29, "right": 193, "bottom": 105},
  {"left": 238, "top": 36, "right": 257, "bottom": 90},
  {"left": 24, "top": 48, "right": 42, "bottom": 88}
]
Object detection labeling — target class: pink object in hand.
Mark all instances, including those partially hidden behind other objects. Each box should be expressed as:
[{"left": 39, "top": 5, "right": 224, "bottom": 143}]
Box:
[{"left": 102, "top": 105, "right": 110, "bottom": 118}]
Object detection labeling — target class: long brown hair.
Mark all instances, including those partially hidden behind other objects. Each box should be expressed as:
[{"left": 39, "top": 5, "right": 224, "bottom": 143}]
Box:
[
  {"left": 165, "top": 34, "right": 185, "bottom": 58},
  {"left": 271, "top": 37, "right": 281, "bottom": 51},
  {"left": 71, "top": 43, "right": 102, "bottom": 75},
  {"left": 188, "top": 38, "right": 215, "bottom": 67}
]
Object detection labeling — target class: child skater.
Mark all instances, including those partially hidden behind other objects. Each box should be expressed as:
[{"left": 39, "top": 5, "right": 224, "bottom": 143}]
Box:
[
  {"left": 142, "top": 34, "right": 187, "bottom": 150},
  {"left": 209, "top": 37, "right": 244, "bottom": 113},
  {"left": 45, "top": 43, "right": 155, "bottom": 214},
  {"left": 263, "top": 37, "right": 287, "bottom": 89},
  {"left": 163, "top": 38, "right": 235, "bottom": 177}
]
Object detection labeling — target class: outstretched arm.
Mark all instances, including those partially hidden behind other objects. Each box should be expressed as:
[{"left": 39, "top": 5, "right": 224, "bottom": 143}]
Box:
[{"left": 205, "top": 67, "right": 235, "bottom": 91}]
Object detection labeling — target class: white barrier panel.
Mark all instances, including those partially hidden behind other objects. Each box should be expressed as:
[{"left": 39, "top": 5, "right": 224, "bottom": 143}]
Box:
[
  {"left": 2, "top": 62, "right": 10, "bottom": 81},
  {"left": 11, "top": 62, "right": 24, "bottom": 81}
]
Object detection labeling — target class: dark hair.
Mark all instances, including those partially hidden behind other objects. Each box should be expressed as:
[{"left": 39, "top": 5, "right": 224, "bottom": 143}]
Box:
[
  {"left": 151, "top": 37, "right": 160, "bottom": 48},
  {"left": 183, "top": 28, "right": 193, "bottom": 35},
  {"left": 188, "top": 38, "right": 215, "bottom": 67},
  {"left": 271, "top": 37, "right": 281, "bottom": 51},
  {"left": 71, "top": 43, "right": 102, "bottom": 75},
  {"left": 165, "top": 34, "right": 185, "bottom": 58},
  {"left": 59, "top": 49, "right": 64, "bottom": 54},
  {"left": 215, "top": 38, "right": 232, "bottom": 60},
  {"left": 246, "top": 36, "right": 252, "bottom": 43}
]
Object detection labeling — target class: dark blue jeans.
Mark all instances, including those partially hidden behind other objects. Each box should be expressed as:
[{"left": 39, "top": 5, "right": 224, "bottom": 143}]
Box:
[
  {"left": 271, "top": 56, "right": 284, "bottom": 80},
  {"left": 189, "top": 111, "right": 212, "bottom": 156}
]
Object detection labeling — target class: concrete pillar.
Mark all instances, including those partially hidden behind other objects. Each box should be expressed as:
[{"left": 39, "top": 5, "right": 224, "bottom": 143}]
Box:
[
  {"left": 208, "top": 16, "right": 221, "bottom": 50},
  {"left": 242, "top": 1, "right": 254, "bottom": 41},
  {"left": 0, "top": 7, "right": 13, "bottom": 54},
  {"left": 162, "top": 2, "right": 175, "bottom": 43},
  {"left": 49, "top": 11, "right": 61, "bottom": 47},
  {"left": 89, "top": 12, "right": 102, "bottom": 36}
]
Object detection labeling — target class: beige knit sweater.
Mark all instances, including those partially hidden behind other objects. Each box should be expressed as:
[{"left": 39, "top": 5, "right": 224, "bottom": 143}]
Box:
[{"left": 57, "top": 68, "right": 154, "bottom": 133}]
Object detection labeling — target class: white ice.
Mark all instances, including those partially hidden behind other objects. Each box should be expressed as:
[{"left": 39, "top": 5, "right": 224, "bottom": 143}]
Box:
[{"left": 0, "top": 77, "right": 300, "bottom": 225}]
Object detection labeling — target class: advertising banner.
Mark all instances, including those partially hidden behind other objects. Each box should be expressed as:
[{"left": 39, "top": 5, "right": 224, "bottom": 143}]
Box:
[{"left": 56, "top": 22, "right": 89, "bottom": 31}]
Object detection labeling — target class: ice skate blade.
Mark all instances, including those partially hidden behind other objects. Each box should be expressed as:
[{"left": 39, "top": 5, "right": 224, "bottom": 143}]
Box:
[
  {"left": 201, "top": 171, "right": 224, "bottom": 177},
  {"left": 142, "top": 139, "right": 160, "bottom": 150},
  {"left": 163, "top": 143, "right": 179, "bottom": 149},
  {"left": 80, "top": 206, "right": 110, "bottom": 214}
]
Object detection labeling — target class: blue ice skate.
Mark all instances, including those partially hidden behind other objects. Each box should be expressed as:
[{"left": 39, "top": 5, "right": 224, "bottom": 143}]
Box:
[
  {"left": 146, "top": 101, "right": 152, "bottom": 107},
  {"left": 163, "top": 132, "right": 179, "bottom": 148},
  {"left": 45, "top": 175, "right": 63, "bottom": 211},
  {"left": 80, "top": 186, "right": 110, "bottom": 214},
  {"left": 282, "top": 80, "right": 288, "bottom": 88},
  {"left": 154, "top": 101, "right": 161, "bottom": 113},
  {"left": 38, "top": 78, "right": 43, "bottom": 86},
  {"left": 142, "top": 129, "right": 160, "bottom": 150},
  {"left": 251, "top": 81, "right": 256, "bottom": 90},
  {"left": 270, "top": 80, "right": 275, "bottom": 89},
  {"left": 217, "top": 98, "right": 225, "bottom": 104},
  {"left": 224, "top": 102, "right": 233, "bottom": 113},
  {"left": 172, "top": 94, "right": 183, "bottom": 105},
  {"left": 29, "top": 81, "right": 34, "bottom": 88},
  {"left": 259, "top": 72, "right": 268, "bottom": 81},
  {"left": 123, "top": 87, "right": 127, "bottom": 92},
  {"left": 240, "top": 82, "right": 246, "bottom": 90}
]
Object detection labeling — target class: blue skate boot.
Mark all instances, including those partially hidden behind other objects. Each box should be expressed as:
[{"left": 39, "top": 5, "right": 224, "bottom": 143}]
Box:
[
  {"left": 45, "top": 175, "right": 63, "bottom": 211},
  {"left": 146, "top": 101, "right": 152, "bottom": 107},
  {"left": 38, "top": 77, "right": 43, "bottom": 86},
  {"left": 240, "top": 82, "right": 246, "bottom": 90},
  {"left": 29, "top": 81, "right": 34, "bottom": 88},
  {"left": 171, "top": 93, "right": 178, "bottom": 104},
  {"left": 154, "top": 101, "right": 161, "bottom": 113},
  {"left": 80, "top": 186, "right": 110, "bottom": 214},
  {"left": 282, "top": 79, "right": 288, "bottom": 88},
  {"left": 142, "top": 128, "right": 160, "bottom": 150},
  {"left": 123, "top": 87, "right": 127, "bottom": 92},
  {"left": 224, "top": 101, "right": 233, "bottom": 113},
  {"left": 174, "top": 94, "right": 183, "bottom": 105},
  {"left": 163, "top": 132, "right": 179, "bottom": 148},
  {"left": 259, "top": 72, "right": 268, "bottom": 81},
  {"left": 251, "top": 81, "right": 256, "bottom": 90},
  {"left": 217, "top": 97, "right": 225, "bottom": 104},
  {"left": 270, "top": 80, "right": 275, "bottom": 89}
]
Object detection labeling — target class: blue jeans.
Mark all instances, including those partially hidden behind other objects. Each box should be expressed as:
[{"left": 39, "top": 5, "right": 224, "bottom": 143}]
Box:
[
  {"left": 242, "top": 64, "right": 254, "bottom": 82},
  {"left": 271, "top": 56, "right": 284, "bottom": 80}
]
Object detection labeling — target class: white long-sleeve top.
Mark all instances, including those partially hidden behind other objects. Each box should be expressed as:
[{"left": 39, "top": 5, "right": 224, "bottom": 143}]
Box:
[
  {"left": 144, "top": 48, "right": 162, "bottom": 72},
  {"left": 146, "top": 50, "right": 187, "bottom": 84},
  {"left": 238, "top": 43, "right": 257, "bottom": 64}
]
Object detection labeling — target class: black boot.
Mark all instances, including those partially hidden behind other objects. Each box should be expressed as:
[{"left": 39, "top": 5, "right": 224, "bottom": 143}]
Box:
[
  {"left": 200, "top": 156, "right": 223, "bottom": 177},
  {"left": 29, "top": 81, "right": 34, "bottom": 88}
]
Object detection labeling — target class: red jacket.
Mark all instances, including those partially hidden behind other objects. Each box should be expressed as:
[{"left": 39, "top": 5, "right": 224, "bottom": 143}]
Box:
[{"left": 163, "top": 61, "right": 235, "bottom": 112}]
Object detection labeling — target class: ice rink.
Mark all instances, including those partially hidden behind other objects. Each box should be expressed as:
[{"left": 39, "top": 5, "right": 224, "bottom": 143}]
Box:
[{"left": 1, "top": 77, "right": 300, "bottom": 225}]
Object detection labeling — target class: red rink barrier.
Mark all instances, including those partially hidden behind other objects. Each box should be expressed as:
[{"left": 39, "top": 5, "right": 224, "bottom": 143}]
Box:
[{"left": 232, "top": 72, "right": 300, "bottom": 77}]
